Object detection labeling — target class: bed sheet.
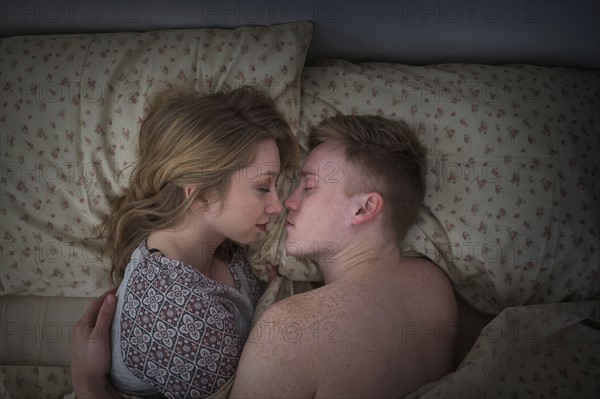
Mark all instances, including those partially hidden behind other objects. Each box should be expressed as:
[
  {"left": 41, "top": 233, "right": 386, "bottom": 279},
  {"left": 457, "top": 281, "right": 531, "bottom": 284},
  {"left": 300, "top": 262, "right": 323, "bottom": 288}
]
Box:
[{"left": 406, "top": 301, "right": 600, "bottom": 398}]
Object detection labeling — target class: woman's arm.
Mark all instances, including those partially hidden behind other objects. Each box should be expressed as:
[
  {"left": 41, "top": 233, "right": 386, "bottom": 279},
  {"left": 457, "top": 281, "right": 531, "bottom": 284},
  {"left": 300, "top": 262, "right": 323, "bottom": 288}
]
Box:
[{"left": 71, "top": 289, "right": 122, "bottom": 399}]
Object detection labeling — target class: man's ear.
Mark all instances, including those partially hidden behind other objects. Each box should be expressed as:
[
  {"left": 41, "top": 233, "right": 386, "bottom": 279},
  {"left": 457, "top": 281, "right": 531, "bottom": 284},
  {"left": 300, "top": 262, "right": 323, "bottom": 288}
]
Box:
[{"left": 351, "top": 192, "right": 384, "bottom": 226}]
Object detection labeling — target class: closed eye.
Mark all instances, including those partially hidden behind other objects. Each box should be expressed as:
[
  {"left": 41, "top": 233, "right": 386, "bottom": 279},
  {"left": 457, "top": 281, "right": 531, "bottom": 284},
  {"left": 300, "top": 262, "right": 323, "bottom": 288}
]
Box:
[{"left": 257, "top": 177, "right": 278, "bottom": 194}]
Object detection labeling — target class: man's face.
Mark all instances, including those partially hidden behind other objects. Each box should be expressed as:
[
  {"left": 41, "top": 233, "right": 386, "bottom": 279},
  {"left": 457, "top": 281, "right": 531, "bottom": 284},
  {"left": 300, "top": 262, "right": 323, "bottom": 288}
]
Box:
[{"left": 283, "top": 141, "right": 355, "bottom": 263}]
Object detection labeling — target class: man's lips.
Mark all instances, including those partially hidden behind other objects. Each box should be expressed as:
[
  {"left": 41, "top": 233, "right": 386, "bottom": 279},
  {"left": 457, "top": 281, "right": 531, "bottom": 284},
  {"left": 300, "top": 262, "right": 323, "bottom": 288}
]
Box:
[{"left": 285, "top": 219, "right": 295, "bottom": 228}]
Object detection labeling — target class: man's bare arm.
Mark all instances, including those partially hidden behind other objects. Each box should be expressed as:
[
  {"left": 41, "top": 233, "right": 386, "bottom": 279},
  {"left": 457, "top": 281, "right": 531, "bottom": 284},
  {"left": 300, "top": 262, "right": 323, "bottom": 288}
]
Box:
[{"left": 230, "top": 303, "right": 316, "bottom": 398}]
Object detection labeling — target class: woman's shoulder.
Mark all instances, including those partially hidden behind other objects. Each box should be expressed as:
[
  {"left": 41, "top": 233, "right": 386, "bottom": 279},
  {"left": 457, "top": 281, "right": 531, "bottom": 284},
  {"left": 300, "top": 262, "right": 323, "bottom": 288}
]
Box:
[
  {"left": 118, "top": 282, "right": 242, "bottom": 397},
  {"left": 119, "top": 243, "right": 231, "bottom": 320},
  {"left": 116, "top": 244, "right": 243, "bottom": 397}
]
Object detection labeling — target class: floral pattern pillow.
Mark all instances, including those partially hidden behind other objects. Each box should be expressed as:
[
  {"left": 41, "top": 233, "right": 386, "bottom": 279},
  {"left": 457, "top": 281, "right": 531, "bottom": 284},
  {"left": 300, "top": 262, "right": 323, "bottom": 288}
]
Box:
[
  {"left": 0, "top": 22, "right": 312, "bottom": 297},
  {"left": 296, "top": 60, "right": 599, "bottom": 314}
]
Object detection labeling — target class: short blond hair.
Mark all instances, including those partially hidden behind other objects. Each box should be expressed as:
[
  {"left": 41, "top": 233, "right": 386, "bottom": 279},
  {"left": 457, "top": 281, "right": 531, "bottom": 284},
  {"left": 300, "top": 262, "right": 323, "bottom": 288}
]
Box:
[{"left": 308, "top": 115, "right": 426, "bottom": 243}]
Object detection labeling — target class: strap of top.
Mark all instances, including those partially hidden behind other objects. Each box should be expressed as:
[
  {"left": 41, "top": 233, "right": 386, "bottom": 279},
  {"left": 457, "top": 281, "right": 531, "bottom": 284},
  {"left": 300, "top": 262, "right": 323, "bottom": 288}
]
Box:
[{"left": 147, "top": 247, "right": 164, "bottom": 256}]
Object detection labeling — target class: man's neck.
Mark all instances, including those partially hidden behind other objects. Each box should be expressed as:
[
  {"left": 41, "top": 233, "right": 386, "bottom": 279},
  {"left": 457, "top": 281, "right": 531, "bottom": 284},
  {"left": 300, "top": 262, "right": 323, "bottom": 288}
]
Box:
[{"left": 317, "top": 237, "right": 400, "bottom": 285}]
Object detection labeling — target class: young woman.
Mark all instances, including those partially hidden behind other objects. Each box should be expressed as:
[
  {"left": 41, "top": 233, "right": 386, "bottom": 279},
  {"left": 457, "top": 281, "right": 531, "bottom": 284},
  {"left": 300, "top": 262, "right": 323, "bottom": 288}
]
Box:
[{"left": 99, "top": 86, "right": 298, "bottom": 398}]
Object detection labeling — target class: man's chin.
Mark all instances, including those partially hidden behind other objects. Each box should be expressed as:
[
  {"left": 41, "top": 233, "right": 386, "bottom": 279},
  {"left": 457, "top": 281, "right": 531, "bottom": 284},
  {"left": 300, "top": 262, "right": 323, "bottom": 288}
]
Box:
[{"left": 283, "top": 237, "right": 308, "bottom": 260}]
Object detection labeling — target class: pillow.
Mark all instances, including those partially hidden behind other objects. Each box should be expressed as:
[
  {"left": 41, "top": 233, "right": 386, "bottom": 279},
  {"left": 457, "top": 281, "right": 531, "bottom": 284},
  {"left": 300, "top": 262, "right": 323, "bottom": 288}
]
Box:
[
  {"left": 295, "top": 60, "right": 599, "bottom": 314},
  {"left": 0, "top": 22, "right": 313, "bottom": 297}
]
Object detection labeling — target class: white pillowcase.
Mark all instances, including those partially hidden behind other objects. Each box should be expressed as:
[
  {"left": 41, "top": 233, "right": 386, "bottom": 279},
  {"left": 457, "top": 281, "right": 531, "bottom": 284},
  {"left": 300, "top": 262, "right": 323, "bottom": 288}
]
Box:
[{"left": 0, "top": 22, "right": 313, "bottom": 296}]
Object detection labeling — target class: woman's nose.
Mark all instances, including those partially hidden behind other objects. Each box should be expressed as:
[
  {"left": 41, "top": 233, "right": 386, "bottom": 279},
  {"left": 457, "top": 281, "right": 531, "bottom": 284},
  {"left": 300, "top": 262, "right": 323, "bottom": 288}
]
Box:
[{"left": 266, "top": 193, "right": 283, "bottom": 215}]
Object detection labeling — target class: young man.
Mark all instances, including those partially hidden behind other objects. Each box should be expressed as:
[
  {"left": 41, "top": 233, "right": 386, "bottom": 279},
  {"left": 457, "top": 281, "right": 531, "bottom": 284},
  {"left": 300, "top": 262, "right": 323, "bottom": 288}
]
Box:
[
  {"left": 229, "top": 115, "right": 457, "bottom": 398},
  {"left": 72, "top": 115, "right": 457, "bottom": 398}
]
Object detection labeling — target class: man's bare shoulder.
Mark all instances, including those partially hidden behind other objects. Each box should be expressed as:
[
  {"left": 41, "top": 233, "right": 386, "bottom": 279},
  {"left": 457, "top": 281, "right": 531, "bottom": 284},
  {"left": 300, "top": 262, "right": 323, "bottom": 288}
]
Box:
[
  {"left": 255, "top": 287, "right": 331, "bottom": 329},
  {"left": 230, "top": 290, "right": 324, "bottom": 398},
  {"left": 399, "top": 256, "right": 453, "bottom": 284},
  {"left": 395, "top": 256, "right": 457, "bottom": 318},
  {"left": 247, "top": 257, "right": 457, "bottom": 397},
  {"left": 248, "top": 287, "right": 346, "bottom": 363},
  {"left": 263, "top": 257, "right": 456, "bottom": 321},
  {"left": 251, "top": 256, "right": 457, "bottom": 349}
]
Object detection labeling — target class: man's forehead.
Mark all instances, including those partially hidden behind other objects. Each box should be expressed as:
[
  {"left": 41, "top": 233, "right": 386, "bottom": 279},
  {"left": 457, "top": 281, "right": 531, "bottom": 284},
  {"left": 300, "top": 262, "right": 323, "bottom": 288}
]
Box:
[
  {"left": 301, "top": 141, "right": 346, "bottom": 176},
  {"left": 305, "top": 141, "right": 343, "bottom": 161}
]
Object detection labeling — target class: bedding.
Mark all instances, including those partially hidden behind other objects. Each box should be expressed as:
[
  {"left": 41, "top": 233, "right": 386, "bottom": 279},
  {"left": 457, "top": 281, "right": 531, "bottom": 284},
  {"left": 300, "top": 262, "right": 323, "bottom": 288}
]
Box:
[
  {"left": 0, "top": 21, "right": 312, "bottom": 297},
  {"left": 1, "top": 21, "right": 599, "bottom": 398},
  {"left": 0, "top": 21, "right": 312, "bottom": 397},
  {"left": 287, "top": 60, "right": 599, "bottom": 315},
  {"left": 406, "top": 301, "right": 600, "bottom": 398},
  {"left": 256, "top": 60, "right": 600, "bottom": 397},
  {"left": 256, "top": 61, "right": 600, "bottom": 315}
]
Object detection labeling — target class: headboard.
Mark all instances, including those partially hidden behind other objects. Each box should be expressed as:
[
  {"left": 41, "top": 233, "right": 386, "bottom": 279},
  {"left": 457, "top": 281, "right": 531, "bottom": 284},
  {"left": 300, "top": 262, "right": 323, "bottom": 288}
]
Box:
[{"left": 2, "top": 0, "right": 599, "bottom": 69}]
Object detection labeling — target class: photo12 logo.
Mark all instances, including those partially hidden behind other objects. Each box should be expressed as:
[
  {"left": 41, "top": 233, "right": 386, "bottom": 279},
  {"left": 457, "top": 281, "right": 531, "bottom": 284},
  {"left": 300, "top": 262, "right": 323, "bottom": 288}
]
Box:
[
  {"left": 428, "top": 159, "right": 542, "bottom": 188},
  {"left": 198, "top": 1, "right": 340, "bottom": 24},
  {"left": 1, "top": 1, "right": 140, "bottom": 25},
  {"left": 401, "top": 239, "right": 539, "bottom": 267},
  {"left": 394, "top": 80, "right": 540, "bottom": 105},
  {"left": 1, "top": 241, "right": 102, "bottom": 265},
  {"left": 1, "top": 80, "right": 140, "bottom": 104},
  {"left": 400, "top": 1, "right": 541, "bottom": 24},
  {"left": 246, "top": 320, "right": 339, "bottom": 344},
  {"left": 2, "top": 321, "right": 77, "bottom": 345},
  {"left": 1, "top": 161, "right": 138, "bottom": 189}
]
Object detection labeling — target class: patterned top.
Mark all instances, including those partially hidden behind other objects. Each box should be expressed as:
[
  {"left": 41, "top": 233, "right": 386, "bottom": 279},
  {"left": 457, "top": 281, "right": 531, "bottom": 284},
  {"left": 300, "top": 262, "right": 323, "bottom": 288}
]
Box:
[{"left": 109, "top": 241, "right": 265, "bottom": 398}]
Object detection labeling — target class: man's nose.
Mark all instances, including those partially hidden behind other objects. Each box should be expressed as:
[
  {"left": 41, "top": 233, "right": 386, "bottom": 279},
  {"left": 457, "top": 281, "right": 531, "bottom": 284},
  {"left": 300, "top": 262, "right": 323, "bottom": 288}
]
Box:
[
  {"left": 283, "top": 185, "right": 300, "bottom": 211},
  {"left": 267, "top": 193, "right": 283, "bottom": 215}
]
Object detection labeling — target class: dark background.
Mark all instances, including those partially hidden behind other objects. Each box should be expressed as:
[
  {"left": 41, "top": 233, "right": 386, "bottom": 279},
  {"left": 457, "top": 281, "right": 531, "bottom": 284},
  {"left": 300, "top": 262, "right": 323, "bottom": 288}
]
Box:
[{"left": 1, "top": 0, "right": 599, "bottom": 68}]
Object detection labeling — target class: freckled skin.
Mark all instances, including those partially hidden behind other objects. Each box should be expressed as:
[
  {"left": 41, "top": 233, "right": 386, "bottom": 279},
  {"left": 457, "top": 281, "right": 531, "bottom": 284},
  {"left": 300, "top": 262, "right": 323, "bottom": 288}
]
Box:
[
  {"left": 230, "top": 142, "right": 458, "bottom": 398},
  {"left": 232, "top": 257, "right": 457, "bottom": 398}
]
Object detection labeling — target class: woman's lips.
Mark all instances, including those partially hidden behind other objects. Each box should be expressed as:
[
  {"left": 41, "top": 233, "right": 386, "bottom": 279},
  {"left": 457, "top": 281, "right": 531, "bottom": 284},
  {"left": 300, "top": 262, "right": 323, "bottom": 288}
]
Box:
[{"left": 256, "top": 224, "right": 268, "bottom": 232}]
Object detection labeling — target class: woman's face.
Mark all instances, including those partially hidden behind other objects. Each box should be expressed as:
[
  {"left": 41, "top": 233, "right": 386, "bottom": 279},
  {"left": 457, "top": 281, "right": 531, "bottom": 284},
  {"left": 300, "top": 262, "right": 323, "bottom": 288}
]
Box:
[{"left": 203, "top": 139, "right": 283, "bottom": 245}]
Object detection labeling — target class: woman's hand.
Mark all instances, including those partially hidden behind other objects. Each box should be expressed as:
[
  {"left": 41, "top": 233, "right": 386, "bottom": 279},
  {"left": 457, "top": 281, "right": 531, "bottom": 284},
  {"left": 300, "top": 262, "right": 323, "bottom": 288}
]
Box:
[{"left": 71, "top": 289, "right": 121, "bottom": 399}]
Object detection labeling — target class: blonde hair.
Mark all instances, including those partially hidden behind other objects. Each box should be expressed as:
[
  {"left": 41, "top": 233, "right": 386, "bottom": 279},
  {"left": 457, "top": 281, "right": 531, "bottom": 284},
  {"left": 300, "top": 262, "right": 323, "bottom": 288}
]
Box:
[
  {"left": 308, "top": 114, "right": 426, "bottom": 243},
  {"left": 103, "top": 86, "right": 299, "bottom": 285}
]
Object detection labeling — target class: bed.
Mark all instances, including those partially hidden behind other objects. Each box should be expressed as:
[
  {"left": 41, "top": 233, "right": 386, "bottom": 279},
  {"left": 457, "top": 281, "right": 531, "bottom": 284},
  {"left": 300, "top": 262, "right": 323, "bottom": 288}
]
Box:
[{"left": 1, "top": 3, "right": 599, "bottom": 398}]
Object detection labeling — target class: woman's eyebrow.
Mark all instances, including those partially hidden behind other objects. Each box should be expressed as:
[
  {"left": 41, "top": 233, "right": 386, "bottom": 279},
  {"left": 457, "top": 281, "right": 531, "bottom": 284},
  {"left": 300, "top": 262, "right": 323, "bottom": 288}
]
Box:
[
  {"left": 259, "top": 163, "right": 280, "bottom": 177},
  {"left": 261, "top": 169, "right": 280, "bottom": 177}
]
